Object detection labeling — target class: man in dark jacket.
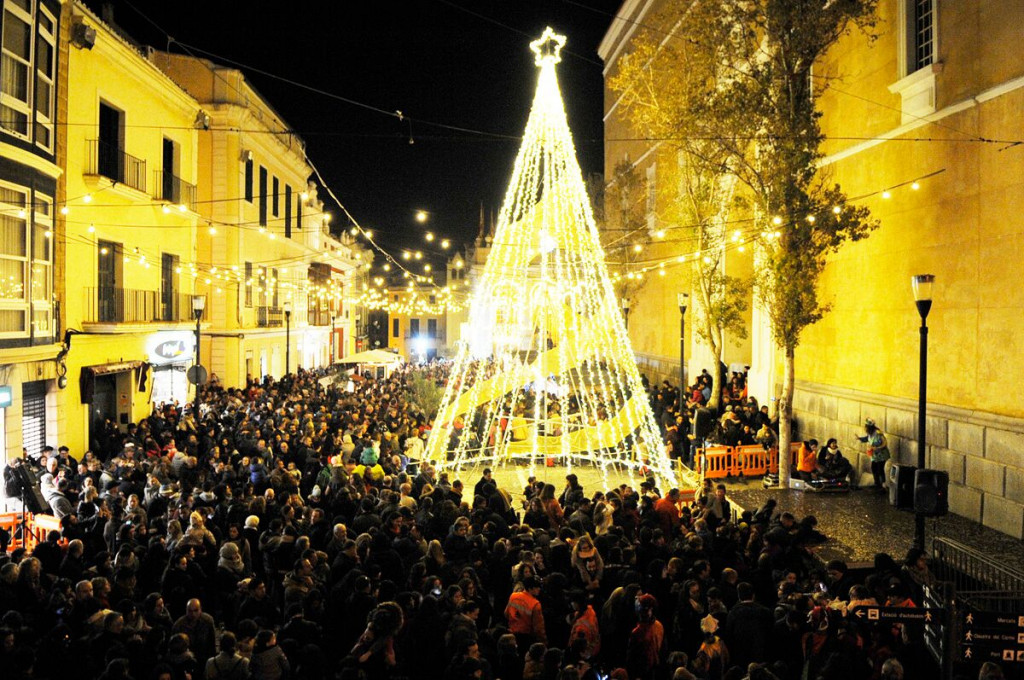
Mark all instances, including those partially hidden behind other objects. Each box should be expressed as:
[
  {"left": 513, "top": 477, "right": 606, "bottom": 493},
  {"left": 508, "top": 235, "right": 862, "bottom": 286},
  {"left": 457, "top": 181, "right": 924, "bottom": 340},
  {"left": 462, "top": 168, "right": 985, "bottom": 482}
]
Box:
[{"left": 724, "top": 582, "right": 774, "bottom": 671}]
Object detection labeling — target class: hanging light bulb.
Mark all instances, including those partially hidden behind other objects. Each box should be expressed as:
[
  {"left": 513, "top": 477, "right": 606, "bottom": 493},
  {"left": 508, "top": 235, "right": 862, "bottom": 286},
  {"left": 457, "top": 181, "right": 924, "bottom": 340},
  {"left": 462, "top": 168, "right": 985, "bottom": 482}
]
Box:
[
  {"left": 82, "top": 194, "right": 92, "bottom": 203},
  {"left": 162, "top": 205, "right": 171, "bottom": 214},
  {"left": 772, "top": 215, "right": 783, "bottom": 225}
]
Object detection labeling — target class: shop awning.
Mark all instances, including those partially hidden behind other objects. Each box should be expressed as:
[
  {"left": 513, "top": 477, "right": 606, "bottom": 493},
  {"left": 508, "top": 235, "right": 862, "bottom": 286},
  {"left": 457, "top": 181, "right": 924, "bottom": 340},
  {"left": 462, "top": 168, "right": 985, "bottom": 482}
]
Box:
[
  {"left": 84, "top": 361, "right": 145, "bottom": 377},
  {"left": 80, "top": 360, "right": 146, "bottom": 403}
]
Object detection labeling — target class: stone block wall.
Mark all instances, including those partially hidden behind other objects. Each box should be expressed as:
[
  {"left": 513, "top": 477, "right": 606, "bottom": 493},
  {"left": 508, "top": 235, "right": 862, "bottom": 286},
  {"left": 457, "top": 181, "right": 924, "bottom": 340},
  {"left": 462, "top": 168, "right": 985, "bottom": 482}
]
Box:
[{"left": 792, "top": 381, "right": 1024, "bottom": 540}]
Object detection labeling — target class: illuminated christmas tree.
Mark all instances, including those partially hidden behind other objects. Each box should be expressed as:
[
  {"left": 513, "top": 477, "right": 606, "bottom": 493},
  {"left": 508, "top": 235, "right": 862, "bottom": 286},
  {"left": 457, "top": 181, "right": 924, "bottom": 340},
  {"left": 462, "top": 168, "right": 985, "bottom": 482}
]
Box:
[{"left": 425, "top": 28, "right": 680, "bottom": 486}]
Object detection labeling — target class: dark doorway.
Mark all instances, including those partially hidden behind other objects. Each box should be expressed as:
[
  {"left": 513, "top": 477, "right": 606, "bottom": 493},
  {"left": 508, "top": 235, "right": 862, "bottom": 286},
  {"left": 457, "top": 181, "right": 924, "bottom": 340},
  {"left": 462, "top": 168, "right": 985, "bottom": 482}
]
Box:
[
  {"left": 89, "top": 374, "right": 118, "bottom": 456},
  {"left": 98, "top": 102, "right": 123, "bottom": 181}
]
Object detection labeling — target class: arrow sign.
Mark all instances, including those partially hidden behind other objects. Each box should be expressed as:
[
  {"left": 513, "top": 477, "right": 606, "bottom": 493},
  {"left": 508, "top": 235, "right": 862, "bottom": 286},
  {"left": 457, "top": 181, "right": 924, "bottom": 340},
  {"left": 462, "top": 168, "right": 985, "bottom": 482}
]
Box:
[
  {"left": 965, "top": 648, "right": 973, "bottom": 660},
  {"left": 966, "top": 631, "right": 973, "bottom": 642},
  {"left": 850, "top": 606, "right": 946, "bottom": 625},
  {"left": 962, "top": 611, "right": 1024, "bottom": 630}
]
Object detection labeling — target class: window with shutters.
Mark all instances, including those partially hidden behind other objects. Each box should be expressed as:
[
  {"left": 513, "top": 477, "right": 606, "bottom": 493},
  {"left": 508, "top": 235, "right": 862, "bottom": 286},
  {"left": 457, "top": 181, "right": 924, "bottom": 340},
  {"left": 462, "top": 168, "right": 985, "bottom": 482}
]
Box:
[
  {"left": 0, "top": 0, "right": 55, "bottom": 150},
  {"left": 21, "top": 380, "right": 46, "bottom": 457},
  {"left": 0, "top": 182, "right": 52, "bottom": 338},
  {"left": 244, "top": 262, "right": 253, "bottom": 307}
]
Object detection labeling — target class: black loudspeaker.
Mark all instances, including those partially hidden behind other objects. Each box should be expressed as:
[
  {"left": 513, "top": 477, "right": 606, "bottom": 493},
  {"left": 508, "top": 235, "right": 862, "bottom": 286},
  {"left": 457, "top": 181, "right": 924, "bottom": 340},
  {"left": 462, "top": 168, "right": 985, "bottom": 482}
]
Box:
[
  {"left": 693, "top": 408, "right": 716, "bottom": 440},
  {"left": 889, "top": 464, "right": 916, "bottom": 510},
  {"left": 914, "top": 469, "right": 949, "bottom": 517},
  {"left": 15, "top": 466, "right": 48, "bottom": 514}
]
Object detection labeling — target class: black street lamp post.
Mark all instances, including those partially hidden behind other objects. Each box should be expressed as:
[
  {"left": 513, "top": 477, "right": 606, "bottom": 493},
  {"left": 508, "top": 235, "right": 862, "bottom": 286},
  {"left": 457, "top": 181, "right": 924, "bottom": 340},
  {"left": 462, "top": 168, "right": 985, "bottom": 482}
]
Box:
[
  {"left": 912, "top": 274, "right": 934, "bottom": 551},
  {"left": 621, "top": 298, "right": 630, "bottom": 330},
  {"left": 330, "top": 314, "right": 336, "bottom": 365},
  {"left": 191, "top": 294, "right": 205, "bottom": 418},
  {"left": 678, "top": 293, "right": 688, "bottom": 411},
  {"left": 284, "top": 301, "right": 292, "bottom": 376}
]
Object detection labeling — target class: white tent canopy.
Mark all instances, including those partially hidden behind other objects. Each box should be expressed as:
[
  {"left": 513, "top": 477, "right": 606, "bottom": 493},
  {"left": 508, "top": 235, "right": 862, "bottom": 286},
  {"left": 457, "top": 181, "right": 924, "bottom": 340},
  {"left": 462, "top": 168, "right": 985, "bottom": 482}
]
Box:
[{"left": 336, "top": 349, "right": 405, "bottom": 366}]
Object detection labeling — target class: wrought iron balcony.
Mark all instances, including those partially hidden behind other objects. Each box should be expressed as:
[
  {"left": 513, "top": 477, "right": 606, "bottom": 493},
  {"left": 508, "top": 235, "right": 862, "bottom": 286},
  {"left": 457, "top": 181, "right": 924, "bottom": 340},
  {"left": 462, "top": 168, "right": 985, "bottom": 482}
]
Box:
[
  {"left": 86, "top": 140, "right": 147, "bottom": 193},
  {"left": 85, "top": 287, "right": 200, "bottom": 323},
  {"left": 257, "top": 305, "right": 283, "bottom": 328},
  {"left": 154, "top": 170, "right": 197, "bottom": 212}
]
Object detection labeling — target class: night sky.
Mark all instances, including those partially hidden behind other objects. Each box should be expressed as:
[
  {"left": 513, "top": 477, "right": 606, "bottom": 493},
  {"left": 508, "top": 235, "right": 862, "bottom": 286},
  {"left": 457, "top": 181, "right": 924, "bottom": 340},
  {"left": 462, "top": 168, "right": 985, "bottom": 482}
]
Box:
[{"left": 92, "top": 0, "right": 623, "bottom": 267}]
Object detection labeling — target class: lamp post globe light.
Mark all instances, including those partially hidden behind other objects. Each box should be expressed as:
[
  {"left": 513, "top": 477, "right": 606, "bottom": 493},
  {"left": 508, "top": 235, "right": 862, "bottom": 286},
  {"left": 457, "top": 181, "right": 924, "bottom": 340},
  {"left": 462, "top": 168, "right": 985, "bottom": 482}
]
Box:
[
  {"left": 912, "top": 274, "right": 934, "bottom": 550},
  {"left": 191, "top": 294, "right": 206, "bottom": 418},
  {"left": 678, "top": 293, "right": 688, "bottom": 411},
  {"left": 284, "top": 301, "right": 292, "bottom": 376},
  {"left": 330, "top": 313, "right": 336, "bottom": 366}
]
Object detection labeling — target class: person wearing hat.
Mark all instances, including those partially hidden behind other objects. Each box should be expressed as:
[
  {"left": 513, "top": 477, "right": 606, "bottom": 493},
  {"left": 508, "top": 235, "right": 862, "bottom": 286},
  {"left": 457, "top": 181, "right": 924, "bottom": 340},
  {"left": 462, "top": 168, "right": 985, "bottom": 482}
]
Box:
[
  {"left": 627, "top": 593, "right": 664, "bottom": 680},
  {"left": 505, "top": 575, "right": 546, "bottom": 649},
  {"left": 692, "top": 613, "right": 729, "bottom": 680},
  {"left": 857, "top": 418, "right": 890, "bottom": 490}
]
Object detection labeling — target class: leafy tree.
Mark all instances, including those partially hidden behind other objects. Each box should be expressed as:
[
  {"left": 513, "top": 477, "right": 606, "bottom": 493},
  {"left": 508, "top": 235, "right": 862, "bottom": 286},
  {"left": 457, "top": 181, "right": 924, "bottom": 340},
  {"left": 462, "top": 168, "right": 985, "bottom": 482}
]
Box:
[
  {"left": 408, "top": 372, "right": 444, "bottom": 418},
  {"left": 607, "top": 0, "right": 879, "bottom": 483}
]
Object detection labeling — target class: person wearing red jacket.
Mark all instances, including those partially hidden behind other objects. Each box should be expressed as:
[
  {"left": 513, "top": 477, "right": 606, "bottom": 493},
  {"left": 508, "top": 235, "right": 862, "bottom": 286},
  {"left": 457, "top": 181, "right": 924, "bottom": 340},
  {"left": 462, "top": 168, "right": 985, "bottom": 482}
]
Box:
[
  {"left": 796, "top": 439, "right": 820, "bottom": 482},
  {"left": 568, "top": 592, "right": 601, "bottom": 660},
  {"left": 505, "top": 576, "right": 546, "bottom": 650},
  {"left": 653, "top": 488, "right": 681, "bottom": 537}
]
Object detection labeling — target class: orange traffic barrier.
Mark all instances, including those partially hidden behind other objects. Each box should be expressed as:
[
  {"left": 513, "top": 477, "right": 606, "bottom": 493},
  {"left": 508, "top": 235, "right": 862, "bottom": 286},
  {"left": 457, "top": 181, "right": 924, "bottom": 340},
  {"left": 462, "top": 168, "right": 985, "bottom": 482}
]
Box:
[
  {"left": 2, "top": 512, "right": 67, "bottom": 553},
  {"left": 696, "top": 446, "right": 733, "bottom": 479},
  {"left": 0, "top": 512, "right": 26, "bottom": 551},
  {"left": 734, "top": 445, "right": 769, "bottom": 476},
  {"left": 32, "top": 513, "right": 65, "bottom": 546},
  {"left": 695, "top": 446, "right": 782, "bottom": 478}
]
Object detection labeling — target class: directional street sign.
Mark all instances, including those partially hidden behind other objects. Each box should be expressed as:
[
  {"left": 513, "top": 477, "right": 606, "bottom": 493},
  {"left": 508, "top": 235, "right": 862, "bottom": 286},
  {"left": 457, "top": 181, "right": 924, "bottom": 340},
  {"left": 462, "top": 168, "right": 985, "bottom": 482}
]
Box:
[
  {"left": 960, "top": 609, "right": 1024, "bottom": 664},
  {"left": 851, "top": 606, "right": 946, "bottom": 624}
]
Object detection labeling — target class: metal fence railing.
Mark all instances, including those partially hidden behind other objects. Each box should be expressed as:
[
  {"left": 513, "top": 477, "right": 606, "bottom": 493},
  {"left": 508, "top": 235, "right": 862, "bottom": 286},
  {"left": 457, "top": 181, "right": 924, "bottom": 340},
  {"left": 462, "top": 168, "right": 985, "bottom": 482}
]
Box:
[
  {"left": 257, "top": 305, "right": 283, "bottom": 328},
  {"left": 932, "top": 536, "right": 1024, "bottom": 593},
  {"left": 87, "top": 139, "right": 147, "bottom": 193},
  {"left": 154, "top": 170, "right": 197, "bottom": 211},
  {"left": 85, "top": 287, "right": 198, "bottom": 323}
]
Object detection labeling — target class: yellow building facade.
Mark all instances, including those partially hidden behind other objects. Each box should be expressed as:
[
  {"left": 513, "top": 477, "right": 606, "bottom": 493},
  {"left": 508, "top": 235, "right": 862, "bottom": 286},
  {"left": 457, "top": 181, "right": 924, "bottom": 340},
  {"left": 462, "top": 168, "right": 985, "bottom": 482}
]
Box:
[
  {"left": 0, "top": 0, "right": 66, "bottom": 465},
  {"left": 602, "top": 0, "right": 1024, "bottom": 537},
  {"left": 386, "top": 284, "right": 448, "bottom": 361},
  {"left": 62, "top": 2, "right": 202, "bottom": 457},
  {"left": 598, "top": 0, "right": 753, "bottom": 389},
  {"left": 154, "top": 53, "right": 361, "bottom": 389},
  {"left": 792, "top": 0, "right": 1024, "bottom": 537}
]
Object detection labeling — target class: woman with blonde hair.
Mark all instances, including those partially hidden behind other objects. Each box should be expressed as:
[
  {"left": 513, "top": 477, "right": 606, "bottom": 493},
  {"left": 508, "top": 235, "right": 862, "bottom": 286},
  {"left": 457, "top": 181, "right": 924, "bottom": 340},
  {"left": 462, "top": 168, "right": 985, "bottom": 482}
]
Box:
[
  {"left": 165, "top": 519, "right": 183, "bottom": 553},
  {"left": 571, "top": 534, "right": 604, "bottom": 591}
]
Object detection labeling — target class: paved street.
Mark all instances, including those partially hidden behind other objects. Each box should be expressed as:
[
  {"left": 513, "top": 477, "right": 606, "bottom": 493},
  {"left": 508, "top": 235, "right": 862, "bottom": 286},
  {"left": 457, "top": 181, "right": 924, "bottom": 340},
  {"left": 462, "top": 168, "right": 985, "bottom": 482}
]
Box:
[
  {"left": 461, "top": 461, "right": 1024, "bottom": 572},
  {"left": 728, "top": 483, "right": 1024, "bottom": 571}
]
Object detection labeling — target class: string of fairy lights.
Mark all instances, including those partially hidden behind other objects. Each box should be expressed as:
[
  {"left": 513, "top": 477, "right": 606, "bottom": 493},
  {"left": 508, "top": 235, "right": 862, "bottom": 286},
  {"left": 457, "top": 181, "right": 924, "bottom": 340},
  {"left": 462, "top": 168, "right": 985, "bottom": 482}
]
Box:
[{"left": 424, "top": 28, "right": 687, "bottom": 489}]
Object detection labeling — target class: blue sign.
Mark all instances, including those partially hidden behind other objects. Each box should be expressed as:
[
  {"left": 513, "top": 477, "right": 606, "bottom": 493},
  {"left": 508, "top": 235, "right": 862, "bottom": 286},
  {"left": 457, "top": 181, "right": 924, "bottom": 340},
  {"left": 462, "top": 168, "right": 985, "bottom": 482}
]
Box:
[{"left": 0, "top": 385, "right": 11, "bottom": 408}]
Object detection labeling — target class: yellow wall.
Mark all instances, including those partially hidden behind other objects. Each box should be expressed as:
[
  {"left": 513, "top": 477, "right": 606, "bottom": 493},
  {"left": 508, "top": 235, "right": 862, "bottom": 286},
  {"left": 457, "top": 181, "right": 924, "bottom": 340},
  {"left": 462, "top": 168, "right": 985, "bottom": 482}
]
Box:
[
  {"left": 800, "top": 0, "right": 1024, "bottom": 420},
  {"left": 59, "top": 4, "right": 202, "bottom": 451}
]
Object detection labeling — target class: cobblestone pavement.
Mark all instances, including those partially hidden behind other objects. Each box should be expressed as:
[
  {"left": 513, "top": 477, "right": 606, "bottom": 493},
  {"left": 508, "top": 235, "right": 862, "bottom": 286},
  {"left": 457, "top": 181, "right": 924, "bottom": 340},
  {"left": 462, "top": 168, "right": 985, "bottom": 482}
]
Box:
[
  {"left": 727, "top": 482, "right": 1024, "bottom": 571},
  {"left": 455, "top": 461, "right": 1024, "bottom": 573}
]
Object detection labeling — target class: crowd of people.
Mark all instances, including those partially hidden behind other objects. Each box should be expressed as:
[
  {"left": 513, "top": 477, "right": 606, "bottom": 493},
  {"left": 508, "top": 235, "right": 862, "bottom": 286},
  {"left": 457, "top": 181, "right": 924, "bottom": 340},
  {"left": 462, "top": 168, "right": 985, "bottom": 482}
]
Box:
[{"left": 0, "top": 364, "right": 1001, "bottom": 680}]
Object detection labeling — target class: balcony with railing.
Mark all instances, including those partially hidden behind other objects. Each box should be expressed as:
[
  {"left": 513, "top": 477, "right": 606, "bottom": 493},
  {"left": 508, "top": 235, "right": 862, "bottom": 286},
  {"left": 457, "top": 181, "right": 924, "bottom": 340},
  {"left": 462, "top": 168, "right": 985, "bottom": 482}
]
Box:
[
  {"left": 308, "top": 309, "right": 332, "bottom": 326},
  {"left": 154, "top": 170, "right": 197, "bottom": 212},
  {"left": 86, "top": 139, "right": 147, "bottom": 193},
  {"left": 84, "top": 288, "right": 201, "bottom": 324},
  {"left": 257, "top": 305, "right": 283, "bottom": 328}
]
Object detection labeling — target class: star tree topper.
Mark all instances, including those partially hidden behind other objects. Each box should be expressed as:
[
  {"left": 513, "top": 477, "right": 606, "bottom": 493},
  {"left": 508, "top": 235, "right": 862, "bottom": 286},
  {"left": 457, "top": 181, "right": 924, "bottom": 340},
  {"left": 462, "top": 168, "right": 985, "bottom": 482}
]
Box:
[{"left": 530, "top": 27, "right": 566, "bottom": 66}]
